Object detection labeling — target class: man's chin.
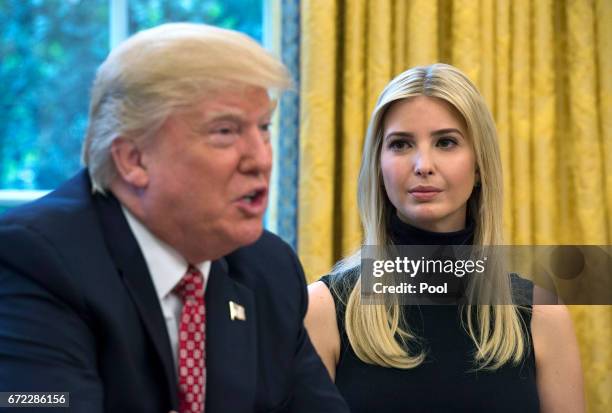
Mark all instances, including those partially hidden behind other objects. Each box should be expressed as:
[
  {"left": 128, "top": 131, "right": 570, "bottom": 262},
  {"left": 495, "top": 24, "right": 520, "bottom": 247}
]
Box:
[
  {"left": 207, "top": 222, "right": 264, "bottom": 258},
  {"left": 233, "top": 224, "right": 265, "bottom": 248}
]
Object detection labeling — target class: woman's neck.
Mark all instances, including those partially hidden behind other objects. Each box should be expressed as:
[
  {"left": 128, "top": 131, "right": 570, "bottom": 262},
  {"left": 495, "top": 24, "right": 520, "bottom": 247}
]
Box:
[{"left": 388, "top": 213, "right": 475, "bottom": 245}]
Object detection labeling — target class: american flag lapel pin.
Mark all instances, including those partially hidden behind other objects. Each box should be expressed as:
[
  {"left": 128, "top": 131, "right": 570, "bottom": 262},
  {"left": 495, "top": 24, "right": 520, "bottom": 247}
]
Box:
[{"left": 229, "top": 301, "right": 246, "bottom": 321}]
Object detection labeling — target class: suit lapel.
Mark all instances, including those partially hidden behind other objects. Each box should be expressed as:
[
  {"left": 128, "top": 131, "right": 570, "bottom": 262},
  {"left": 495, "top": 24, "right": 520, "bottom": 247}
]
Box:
[
  {"left": 205, "top": 258, "right": 257, "bottom": 413},
  {"left": 94, "top": 192, "right": 179, "bottom": 407}
]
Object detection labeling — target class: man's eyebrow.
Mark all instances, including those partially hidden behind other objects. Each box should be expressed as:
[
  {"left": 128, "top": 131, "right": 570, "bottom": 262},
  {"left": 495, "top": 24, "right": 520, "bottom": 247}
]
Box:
[
  {"left": 202, "top": 110, "right": 245, "bottom": 123},
  {"left": 202, "top": 106, "right": 277, "bottom": 123}
]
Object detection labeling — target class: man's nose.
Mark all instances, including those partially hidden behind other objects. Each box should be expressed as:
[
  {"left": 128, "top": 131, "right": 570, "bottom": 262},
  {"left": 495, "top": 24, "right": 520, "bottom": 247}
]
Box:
[{"left": 239, "top": 125, "right": 272, "bottom": 174}]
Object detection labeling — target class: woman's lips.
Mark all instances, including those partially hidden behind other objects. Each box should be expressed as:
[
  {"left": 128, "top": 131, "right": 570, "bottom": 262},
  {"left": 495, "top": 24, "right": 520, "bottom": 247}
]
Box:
[
  {"left": 409, "top": 189, "right": 441, "bottom": 201},
  {"left": 408, "top": 186, "right": 442, "bottom": 201}
]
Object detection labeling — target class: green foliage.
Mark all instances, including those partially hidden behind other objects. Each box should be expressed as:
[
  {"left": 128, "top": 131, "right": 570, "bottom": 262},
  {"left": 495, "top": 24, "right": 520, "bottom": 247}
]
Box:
[
  {"left": 0, "top": 0, "right": 108, "bottom": 189},
  {"left": 129, "top": 0, "right": 262, "bottom": 40},
  {"left": 0, "top": 0, "right": 262, "bottom": 190}
]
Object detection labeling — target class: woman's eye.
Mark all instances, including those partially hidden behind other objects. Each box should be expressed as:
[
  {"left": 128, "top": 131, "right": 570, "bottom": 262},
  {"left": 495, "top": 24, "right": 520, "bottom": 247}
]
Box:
[
  {"left": 437, "top": 137, "right": 457, "bottom": 148},
  {"left": 388, "top": 139, "right": 411, "bottom": 151}
]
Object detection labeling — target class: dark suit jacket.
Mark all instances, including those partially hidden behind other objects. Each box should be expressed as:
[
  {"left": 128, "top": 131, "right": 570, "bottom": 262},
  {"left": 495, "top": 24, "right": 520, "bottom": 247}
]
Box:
[{"left": 0, "top": 170, "right": 348, "bottom": 413}]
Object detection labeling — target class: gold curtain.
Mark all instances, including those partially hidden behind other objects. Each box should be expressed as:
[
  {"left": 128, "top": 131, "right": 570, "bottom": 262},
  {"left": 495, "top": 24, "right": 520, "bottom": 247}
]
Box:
[{"left": 299, "top": 0, "right": 611, "bottom": 411}]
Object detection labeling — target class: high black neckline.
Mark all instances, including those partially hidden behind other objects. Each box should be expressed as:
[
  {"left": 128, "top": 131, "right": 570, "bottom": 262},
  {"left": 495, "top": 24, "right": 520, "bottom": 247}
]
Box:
[{"left": 388, "top": 213, "right": 475, "bottom": 246}]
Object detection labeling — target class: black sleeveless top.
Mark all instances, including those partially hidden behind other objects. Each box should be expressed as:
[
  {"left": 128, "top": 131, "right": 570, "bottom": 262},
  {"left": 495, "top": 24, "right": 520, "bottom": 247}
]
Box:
[{"left": 320, "top": 215, "right": 539, "bottom": 412}]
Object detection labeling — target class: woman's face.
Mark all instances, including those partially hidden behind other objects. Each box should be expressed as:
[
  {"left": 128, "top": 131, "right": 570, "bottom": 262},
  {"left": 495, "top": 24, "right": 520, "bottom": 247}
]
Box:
[{"left": 380, "top": 96, "right": 477, "bottom": 232}]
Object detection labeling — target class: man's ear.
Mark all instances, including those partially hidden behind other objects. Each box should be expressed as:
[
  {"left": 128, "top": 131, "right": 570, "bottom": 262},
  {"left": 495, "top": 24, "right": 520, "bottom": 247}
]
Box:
[{"left": 110, "top": 137, "right": 149, "bottom": 188}]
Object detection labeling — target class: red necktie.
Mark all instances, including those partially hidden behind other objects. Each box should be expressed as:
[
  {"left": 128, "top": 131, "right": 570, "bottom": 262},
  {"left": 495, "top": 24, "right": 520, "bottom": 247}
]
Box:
[{"left": 175, "top": 266, "right": 206, "bottom": 413}]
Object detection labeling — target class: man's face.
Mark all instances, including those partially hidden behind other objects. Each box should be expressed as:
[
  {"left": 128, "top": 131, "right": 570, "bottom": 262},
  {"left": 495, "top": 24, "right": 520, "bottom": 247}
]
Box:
[{"left": 139, "top": 86, "right": 274, "bottom": 262}]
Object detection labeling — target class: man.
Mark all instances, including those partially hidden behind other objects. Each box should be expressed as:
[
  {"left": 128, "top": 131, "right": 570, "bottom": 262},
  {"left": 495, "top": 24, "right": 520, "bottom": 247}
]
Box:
[{"left": 0, "top": 23, "right": 348, "bottom": 413}]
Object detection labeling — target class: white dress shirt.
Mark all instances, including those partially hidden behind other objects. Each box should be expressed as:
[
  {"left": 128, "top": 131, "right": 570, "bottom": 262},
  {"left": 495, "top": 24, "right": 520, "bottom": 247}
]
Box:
[{"left": 122, "top": 207, "right": 210, "bottom": 371}]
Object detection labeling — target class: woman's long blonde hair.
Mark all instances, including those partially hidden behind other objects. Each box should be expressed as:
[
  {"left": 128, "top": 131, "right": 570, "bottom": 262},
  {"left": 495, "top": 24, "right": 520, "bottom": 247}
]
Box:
[{"left": 332, "top": 64, "right": 528, "bottom": 370}]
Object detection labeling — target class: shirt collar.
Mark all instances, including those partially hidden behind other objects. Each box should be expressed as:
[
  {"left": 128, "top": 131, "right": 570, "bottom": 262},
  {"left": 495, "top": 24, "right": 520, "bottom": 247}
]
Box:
[{"left": 121, "top": 206, "right": 211, "bottom": 300}]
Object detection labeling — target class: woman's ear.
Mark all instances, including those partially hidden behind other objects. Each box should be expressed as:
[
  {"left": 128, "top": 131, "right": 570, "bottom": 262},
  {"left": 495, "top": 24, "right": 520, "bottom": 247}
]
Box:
[{"left": 110, "top": 137, "right": 149, "bottom": 188}]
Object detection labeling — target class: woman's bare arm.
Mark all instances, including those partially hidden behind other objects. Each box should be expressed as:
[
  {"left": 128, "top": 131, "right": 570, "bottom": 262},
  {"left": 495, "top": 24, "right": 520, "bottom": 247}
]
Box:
[
  {"left": 532, "top": 304, "right": 585, "bottom": 413},
  {"left": 305, "top": 281, "right": 341, "bottom": 380}
]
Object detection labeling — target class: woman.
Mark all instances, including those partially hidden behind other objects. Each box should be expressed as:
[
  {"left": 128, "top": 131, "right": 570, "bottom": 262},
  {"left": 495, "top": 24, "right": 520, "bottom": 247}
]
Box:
[{"left": 305, "top": 64, "right": 584, "bottom": 412}]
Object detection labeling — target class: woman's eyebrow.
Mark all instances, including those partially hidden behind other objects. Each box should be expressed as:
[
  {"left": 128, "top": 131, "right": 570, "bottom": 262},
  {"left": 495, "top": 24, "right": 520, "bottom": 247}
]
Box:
[
  {"left": 432, "top": 128, "right": 464, "bottom": 137},
  {"left": 384, "top": 131, "right": 414, "bottom": 141},
  {"left": 384, "top": 128, "right": 465, "bottom": 141}
]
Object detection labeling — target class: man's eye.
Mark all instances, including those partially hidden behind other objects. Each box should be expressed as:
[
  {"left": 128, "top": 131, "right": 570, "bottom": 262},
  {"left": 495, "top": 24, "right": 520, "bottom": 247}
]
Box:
[
  {"left": 437, "top": 137, "right": 457, "bottom": 148},
  {"left": 214, "top": 127, "right": 238, "bottom": 135},
  {"left": 207, "top": 126, "right": 240, "bottom": 147},
  {"left": 259, "top": 122, "right": 271, "bottom": 132}
]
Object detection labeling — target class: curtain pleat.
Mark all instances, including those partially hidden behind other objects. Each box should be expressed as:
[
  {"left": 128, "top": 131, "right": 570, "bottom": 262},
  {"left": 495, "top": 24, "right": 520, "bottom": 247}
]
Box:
[
  {"left": 366, "top": 1, "right": 393, "bottom": 113},
  {"left": 299, "top": 1, "right": 338, "bottom": 276},
  {"left": 532, "top": 0, "right": 557, "bottom": 244},
  {"left": 567, "top": 0, "right": 607, "bottom": 244},
  {"left": 340, "top": 1, "right": 366, "bottom": 257},
  {"left": 406, "top": 0, "right": 438, "bottom": 68},
  {"left": 596, "top": 0, "right": 612, "bottom": 240},
  {"left": 495, "top": 0, "right": 513, "bottom": 235},
  {"left": 510, "top": 0, "right": 533, "bottom": 244}
]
